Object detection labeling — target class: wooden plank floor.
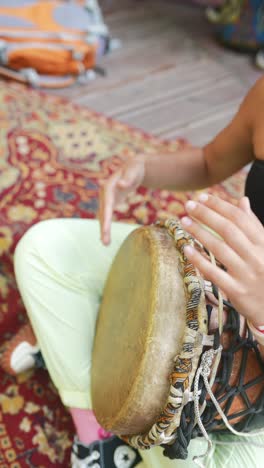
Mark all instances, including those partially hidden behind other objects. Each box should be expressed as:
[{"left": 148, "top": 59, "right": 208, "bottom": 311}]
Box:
[{"left": 53, "top": 0, "right": 263, "bottom": 145}]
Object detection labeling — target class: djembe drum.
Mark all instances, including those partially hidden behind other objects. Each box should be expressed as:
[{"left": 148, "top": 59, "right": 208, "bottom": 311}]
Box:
[{"left": 92, "top": 221, "right": 264, "bottom": 460}]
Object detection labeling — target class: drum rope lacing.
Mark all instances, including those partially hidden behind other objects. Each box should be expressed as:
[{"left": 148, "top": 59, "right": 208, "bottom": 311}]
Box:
[
  {"left": 163, "top": 303, "right": 264, "bottom": 462},
  {"left": 157, "top": 220, "right": 264, "bottom": 467},
  {"left": 192, "top": 342, "right": 264, "bottom": 467}
]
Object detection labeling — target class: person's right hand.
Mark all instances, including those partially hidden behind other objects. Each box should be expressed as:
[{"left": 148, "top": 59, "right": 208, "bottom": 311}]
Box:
[
  {"left": 99, "top": 154, "right": 146, "bottom": 245},
  {"left": 182, "top": 194, "right": 264, "bottom": 328}
]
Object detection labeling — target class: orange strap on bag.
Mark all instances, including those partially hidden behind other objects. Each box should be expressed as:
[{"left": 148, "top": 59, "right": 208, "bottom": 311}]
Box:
[{"left": 0, "top": 0, "right": 113, "bottom": 88}]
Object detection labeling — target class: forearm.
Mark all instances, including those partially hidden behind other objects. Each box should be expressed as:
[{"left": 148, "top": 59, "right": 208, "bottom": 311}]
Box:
[
  {"left": 142, "top": 116, "right": 253, "bottom": 192},
  {"left": 142, "top": 146, "right": 211, "bottom": 191},
  {"left": 142, "top": 78, "right": 264, "bottom": 192}
]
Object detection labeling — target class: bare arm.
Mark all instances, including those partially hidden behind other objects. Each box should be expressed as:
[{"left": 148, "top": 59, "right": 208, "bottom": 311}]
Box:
[
  {"left": 143, "top": 77, "right": 264, "bottom": 190},
  {"left": 99, "top": 77, "right": 264, "bottom": 244}
]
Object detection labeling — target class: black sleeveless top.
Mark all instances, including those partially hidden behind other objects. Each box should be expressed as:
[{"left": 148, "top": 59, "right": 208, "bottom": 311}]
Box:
[{"left": 245, "top": 159, "right": 264, "bottom": 225}]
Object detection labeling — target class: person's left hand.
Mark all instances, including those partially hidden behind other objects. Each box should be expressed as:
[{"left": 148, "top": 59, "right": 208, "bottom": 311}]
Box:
[{"left": 181, "top": 194, "right": 264, "bottom": 328}]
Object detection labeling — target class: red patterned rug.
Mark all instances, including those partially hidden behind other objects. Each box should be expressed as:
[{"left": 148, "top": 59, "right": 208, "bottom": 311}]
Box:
[{"left": 0, "top": 81, "right": 246, "bottom": 467}]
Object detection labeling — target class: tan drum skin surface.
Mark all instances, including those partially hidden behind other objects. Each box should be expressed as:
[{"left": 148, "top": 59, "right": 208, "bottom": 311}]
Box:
[
  {"left": 92, "top": 226, "right": 187, "bottom": 435},
  {"left": 92, "top": 224, "right": 264, "bottom": 441}
]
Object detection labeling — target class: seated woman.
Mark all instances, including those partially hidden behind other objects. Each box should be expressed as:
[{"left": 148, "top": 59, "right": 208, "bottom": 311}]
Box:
[{"left": 3, "top": 77, "right": 264, "bottom": 467}]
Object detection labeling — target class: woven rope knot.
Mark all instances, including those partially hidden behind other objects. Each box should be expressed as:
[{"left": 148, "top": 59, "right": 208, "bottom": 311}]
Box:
[{"left": 200, "top": 349, "right": 216, "bottom": 378}]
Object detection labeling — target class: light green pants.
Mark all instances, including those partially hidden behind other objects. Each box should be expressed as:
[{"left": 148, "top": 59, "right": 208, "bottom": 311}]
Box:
[{"left": 14, "top": 219, "right": 264, "bottom": 467}]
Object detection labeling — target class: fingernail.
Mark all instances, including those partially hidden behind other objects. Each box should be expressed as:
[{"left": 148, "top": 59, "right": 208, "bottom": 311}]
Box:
[
  {"left": 186, "top": 200, "right": 197, "bottom": 211},
  {"left": 184, "top": 245, "right": 195, "bottom": 256},
  {"left": 239, "top": 196, "right": 251, "bottom": 214},
  {"left": 244, "top": 196, "right": 251, "bottom": 209},
  {"left": 198, "top": 193, "right": 209, "bottom": 203},
  {"left": 102, "top": 235, "right": 109, "bottom": 245},
  {"left": 181, "top": 216, "right": 193, "bottom": 227}
]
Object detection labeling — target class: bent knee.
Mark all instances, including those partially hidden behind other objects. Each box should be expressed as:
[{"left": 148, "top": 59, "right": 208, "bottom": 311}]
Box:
[{"left": 14, "top": 219, "right": 63, "bottom": 270}]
